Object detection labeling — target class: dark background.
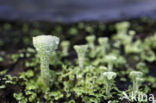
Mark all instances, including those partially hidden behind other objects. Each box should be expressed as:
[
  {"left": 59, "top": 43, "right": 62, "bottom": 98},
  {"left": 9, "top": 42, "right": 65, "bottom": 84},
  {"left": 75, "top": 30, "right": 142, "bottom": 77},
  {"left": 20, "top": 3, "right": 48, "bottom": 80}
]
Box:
[{"left": 0, "top": 0, "right": 156, "bottom": 22}]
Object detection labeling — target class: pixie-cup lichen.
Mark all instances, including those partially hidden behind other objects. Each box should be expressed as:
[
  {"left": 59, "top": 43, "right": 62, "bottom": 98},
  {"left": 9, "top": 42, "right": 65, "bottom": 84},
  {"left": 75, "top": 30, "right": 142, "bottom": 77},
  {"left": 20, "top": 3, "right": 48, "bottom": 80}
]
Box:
[
  {"left": 103, "top": 72, "right": 117, "bottom": 96},
  {"left": 61, "top": 40, "right": 70, "bottom": 56},
  {"left": 104, "top": 54, "right": 117, "bottom": 71},
  {"left": 33, "top": 35, "right": 59, "bottom": 88},
  {"left": 86, "top": 35, "right": 96, "bottom": 58},
  {"left": 129, "top": 71, "right": 143, "bottom": 93},
  {"left": 115, "top": 21, "right": 130, "bottom": 34},
  {"left": 98, "top": 37, "right": 109, "bottom": 56},
  {"left": 86, "top": 35, "right": 95, "bottom": 50},
  {"left": 74, "top": 45, "right": 88, "bottom": 69}
]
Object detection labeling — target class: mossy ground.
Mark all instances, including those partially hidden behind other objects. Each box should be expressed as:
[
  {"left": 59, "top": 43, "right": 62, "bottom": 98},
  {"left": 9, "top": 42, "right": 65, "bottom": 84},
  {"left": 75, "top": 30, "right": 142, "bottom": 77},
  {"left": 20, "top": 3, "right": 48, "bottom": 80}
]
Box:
[{"left": 0, "top": 18, "right": 156, "bottom": 103}]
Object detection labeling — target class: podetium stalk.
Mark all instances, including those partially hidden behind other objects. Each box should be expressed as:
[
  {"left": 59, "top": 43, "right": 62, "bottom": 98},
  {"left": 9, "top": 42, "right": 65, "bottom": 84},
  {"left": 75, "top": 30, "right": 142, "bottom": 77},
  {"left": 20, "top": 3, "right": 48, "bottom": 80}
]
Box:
[
  {"left": 98, "top": 37, "right": 109, "bottom": 56},
  {"left": 74, "top": 45, "right": 88, "bottom": 69},
  {"left": 33, "top": 35, "right": 59, "bottom": 88}
]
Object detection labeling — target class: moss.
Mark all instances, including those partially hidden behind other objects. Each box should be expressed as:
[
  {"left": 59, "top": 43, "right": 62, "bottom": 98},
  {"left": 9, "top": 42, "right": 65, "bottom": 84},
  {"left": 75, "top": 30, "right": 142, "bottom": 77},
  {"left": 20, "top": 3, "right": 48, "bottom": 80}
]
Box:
[{"left": 0, "top": 19, "right": 156, "bottom": 103}]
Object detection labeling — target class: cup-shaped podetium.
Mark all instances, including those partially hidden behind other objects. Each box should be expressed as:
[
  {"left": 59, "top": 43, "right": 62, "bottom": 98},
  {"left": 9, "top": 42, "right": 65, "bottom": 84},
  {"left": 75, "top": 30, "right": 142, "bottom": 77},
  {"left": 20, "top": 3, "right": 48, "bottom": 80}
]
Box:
[
  {"left": 103, "top": 72, "right": 117, "bottom": 95},
  {"left": 61, "top": 40, "right": 70, "bottom": 56},
  {"left": 33, "top": 35, "right": 60, "bottom": 88},
  {"left": 86, "top": 35, "right": 97, "bottom": 58},
  {"left": 129, "top": 71, "right": 143, "bottom": 93},
  {"left": 115, "top": 21, "right": 130, "bottom": 34},
  {"left": 98, "top": 37, "right": 109, "bottom": 56},
  {"left": 74, "top": 45, "right": 88, "bottom": 69},
  {"left": 98, "top": 37, "right": 108, "bottom": 46},
  {"left": 104, "top": 54, "right": 117, "bottom": 71},
  {"left": 86, "top": 35, "right": 95, "bottom": 50}
]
